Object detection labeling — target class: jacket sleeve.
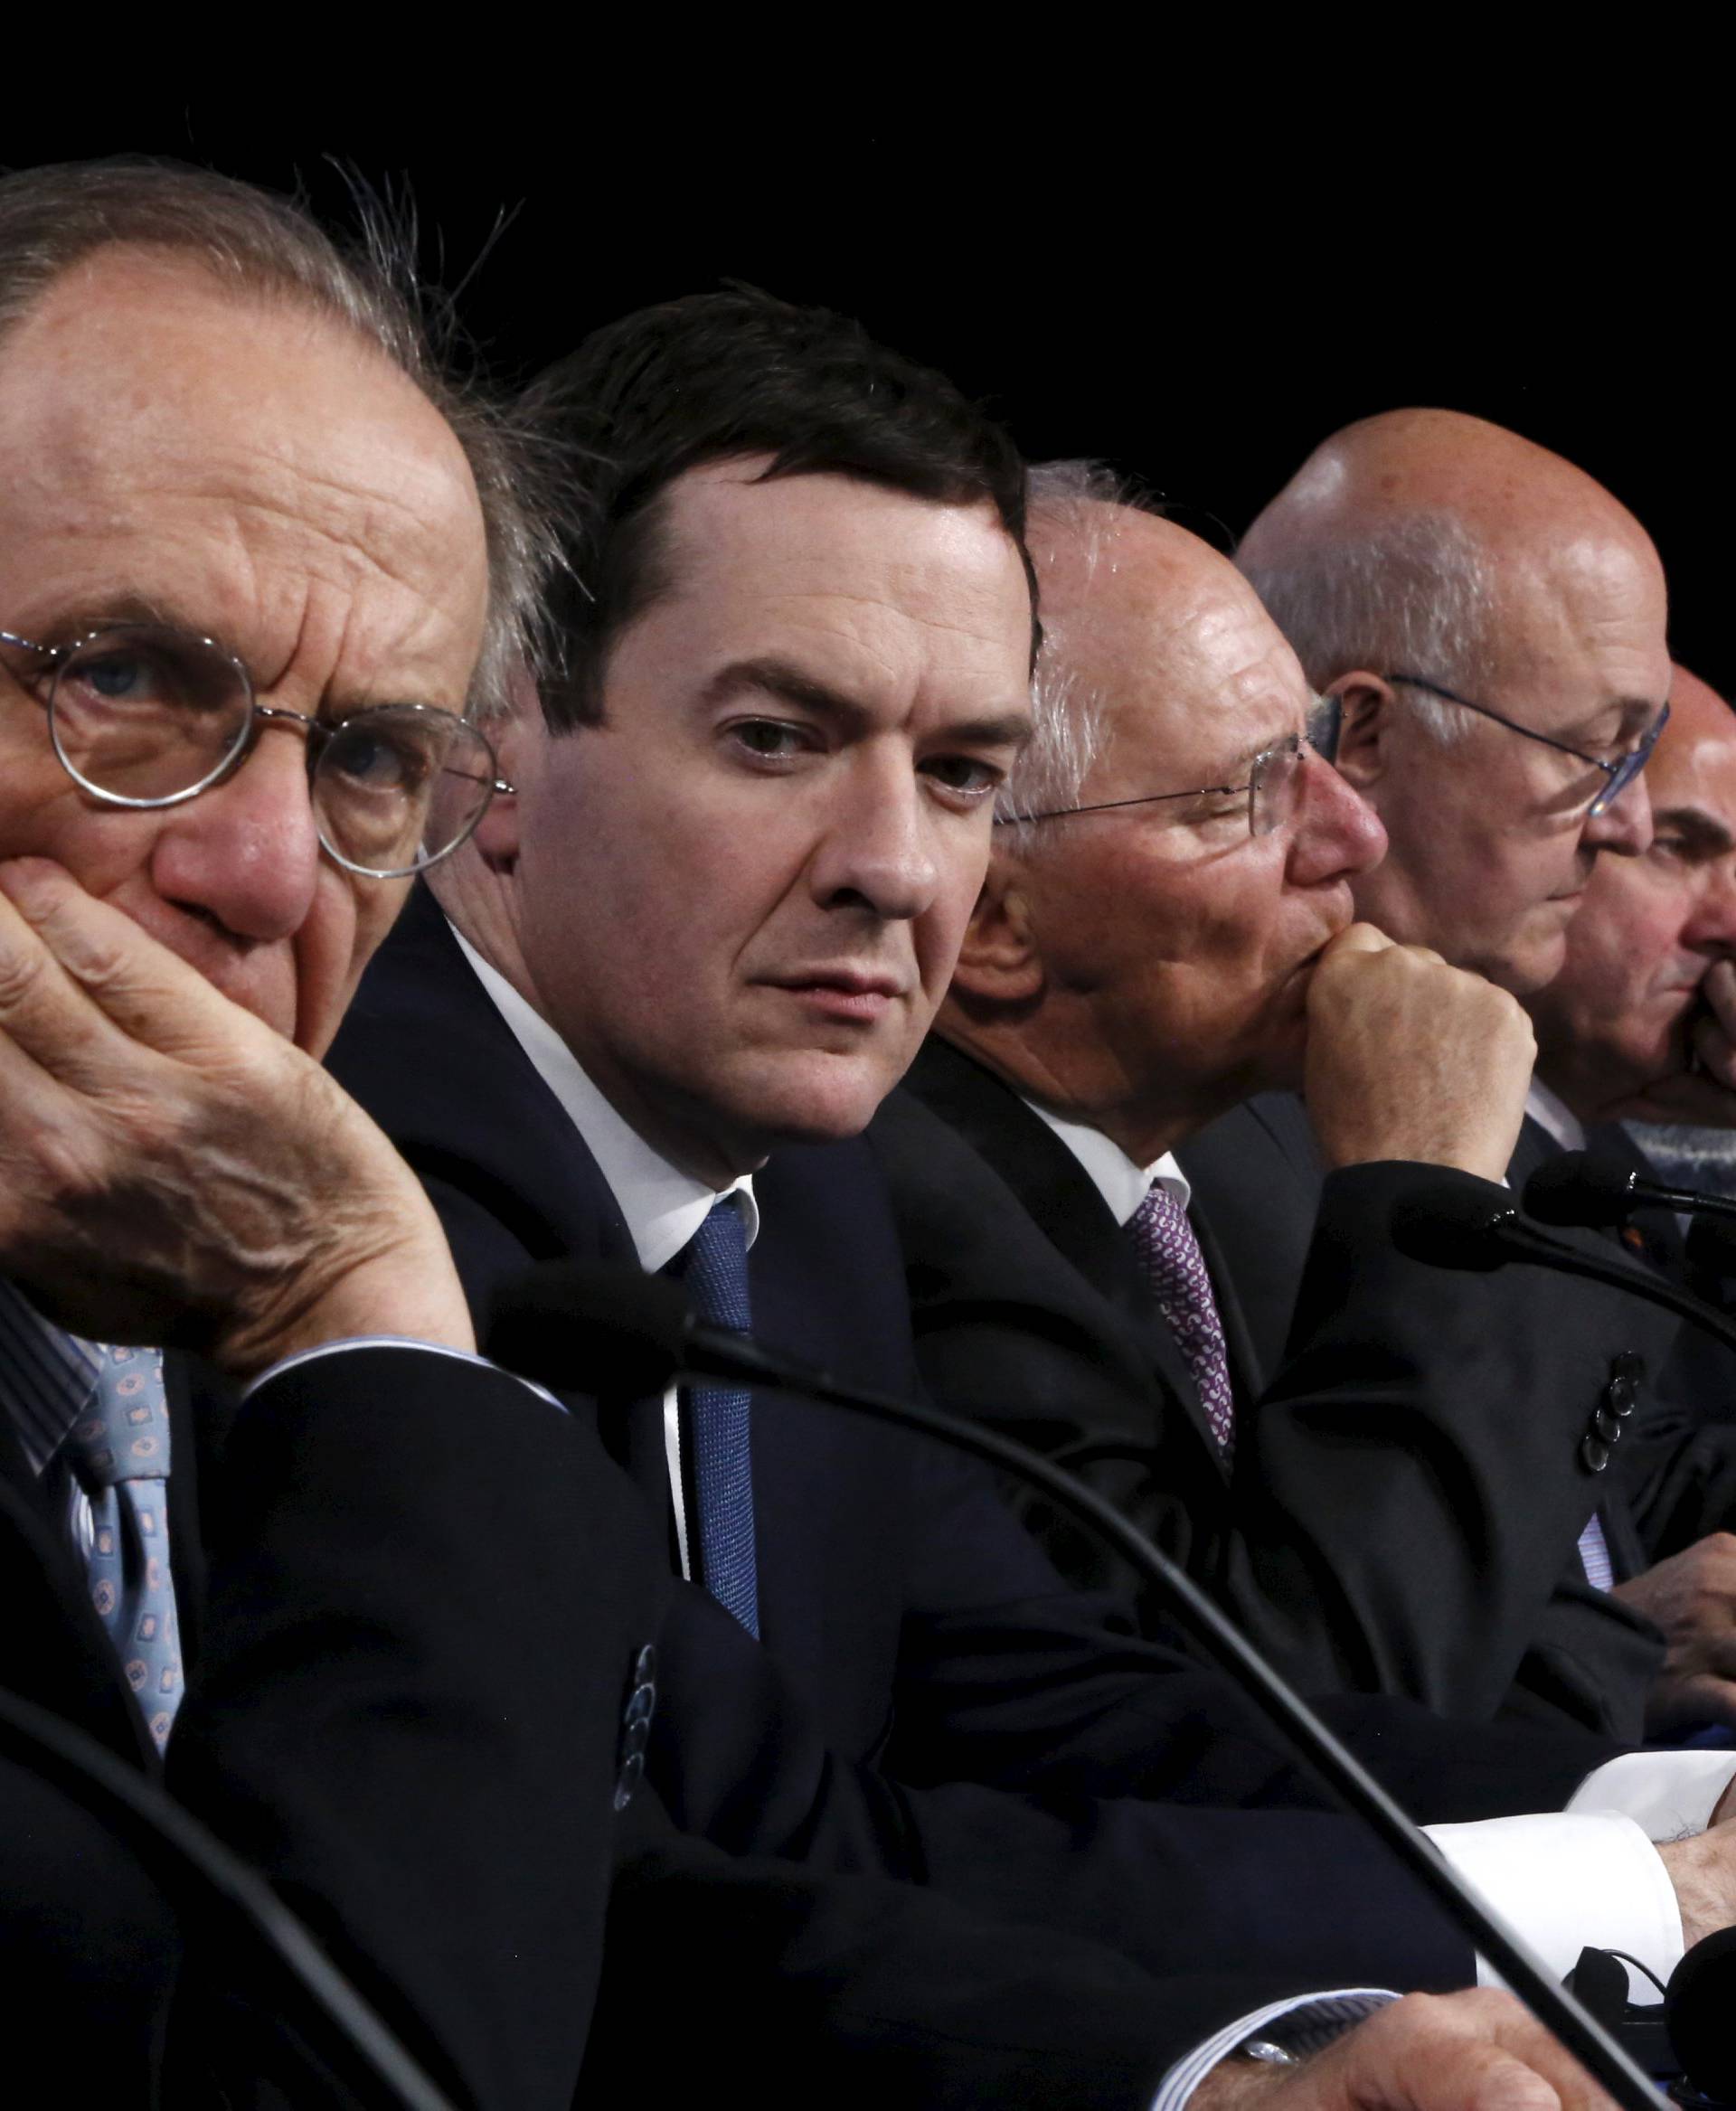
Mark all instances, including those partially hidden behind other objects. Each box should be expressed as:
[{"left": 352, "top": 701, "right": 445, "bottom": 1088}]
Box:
[{"left": 166, "top": 1343, "right": 670, "bottom": 2111}]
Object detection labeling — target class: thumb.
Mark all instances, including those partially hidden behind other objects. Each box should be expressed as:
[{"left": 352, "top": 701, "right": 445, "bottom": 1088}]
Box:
[{"left": 1320, "top": 921, "right": 1394, "bottom": 961}]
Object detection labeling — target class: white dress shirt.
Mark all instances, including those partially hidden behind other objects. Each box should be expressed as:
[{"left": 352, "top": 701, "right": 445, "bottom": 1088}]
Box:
[
  {"left": 1526, "top": 1078, "right": 1590, "bottom": 1156},
  {"left": 1025, "top": 1099, "right": 1734, "bottom": 2009},
  {"left": 453, "top": 926, "right": 757, "bottom": 1578}
]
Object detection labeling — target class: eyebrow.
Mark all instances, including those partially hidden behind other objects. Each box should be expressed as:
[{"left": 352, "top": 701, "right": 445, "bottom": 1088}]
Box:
[
  {"left": 1654, "top": 804, "right": 1736, "bottom": 857},
  {"left": 701, "top": 655, "right": 1033, "bottom": 748}
]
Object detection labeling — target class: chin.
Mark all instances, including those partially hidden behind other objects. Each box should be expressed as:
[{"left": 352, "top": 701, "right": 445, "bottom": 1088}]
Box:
[{"left": 726, "top": 1049, "right": 896, "bottom": 1146}]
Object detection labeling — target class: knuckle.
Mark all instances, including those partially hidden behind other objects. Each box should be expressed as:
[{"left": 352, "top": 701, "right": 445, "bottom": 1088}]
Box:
[{"left": 0, "top": 944, "right": 48, "bottom": 1013}]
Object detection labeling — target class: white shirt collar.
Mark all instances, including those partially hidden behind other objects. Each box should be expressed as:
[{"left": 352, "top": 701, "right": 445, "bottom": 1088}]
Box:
[
  {"left": 1525, "top": 1076, "right": 1588, "bottom": 1157},
  {"left": 450, "top": 922, "right": 759, "bottom": 1274},
  {"left": 1025, "top": 1098, "right": 1191, "bottom": 1226}
]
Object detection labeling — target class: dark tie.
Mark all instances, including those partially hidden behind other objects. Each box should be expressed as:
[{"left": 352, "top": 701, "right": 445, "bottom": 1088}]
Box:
[
  {"left": 671, "top": 1198, "right": 760, "bottom": 1636},
  {"left": 1128, "top": 1184, "right": 1237, "bottom": 1457}
]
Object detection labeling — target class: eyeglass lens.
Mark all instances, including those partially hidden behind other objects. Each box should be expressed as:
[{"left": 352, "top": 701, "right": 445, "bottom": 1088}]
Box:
[
  {"left": 1250, "top": 737, "right": 1306, "bottom": 838},
  {"left": 47, "top": 627, "right": 495, "bottom": 875}
]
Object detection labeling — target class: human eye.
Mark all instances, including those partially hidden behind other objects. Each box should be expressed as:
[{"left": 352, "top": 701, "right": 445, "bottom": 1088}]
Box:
[
  {"left": 724, "top": 718, "right": 821, "bottom": 766},
  {"left": 324, "top": 714, "right": 434, "bottom": 796},
  {"left": 920, "top": 753, "right": 1006, "bottom": 808}
]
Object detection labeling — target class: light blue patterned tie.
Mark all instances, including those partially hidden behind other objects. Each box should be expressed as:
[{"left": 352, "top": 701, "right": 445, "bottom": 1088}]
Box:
[
  {"left": 672, "top": 1198, "right": 760, "bottom": 1637},
  {"left": 68, "top": 1344, "right": 184, "bottom": 1749}
]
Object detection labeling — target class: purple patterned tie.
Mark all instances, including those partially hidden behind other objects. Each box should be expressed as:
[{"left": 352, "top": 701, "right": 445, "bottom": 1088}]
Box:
[{"left": 1128, "top": 1185, "right": 1237, "bottom": 1458}]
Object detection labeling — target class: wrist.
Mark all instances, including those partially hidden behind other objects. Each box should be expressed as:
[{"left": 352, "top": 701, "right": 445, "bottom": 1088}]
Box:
[{"left": 212, "top": 1233, "right": 476, "bottom": 1381}]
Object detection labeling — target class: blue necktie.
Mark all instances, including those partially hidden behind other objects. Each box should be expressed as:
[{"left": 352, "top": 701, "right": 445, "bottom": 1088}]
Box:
[
  {"left": 672, "top": 1199, "right": 760, "bottom": 1637},
  {"left": 69, "top": 1344, "right": 184, "bottom": 1748}
]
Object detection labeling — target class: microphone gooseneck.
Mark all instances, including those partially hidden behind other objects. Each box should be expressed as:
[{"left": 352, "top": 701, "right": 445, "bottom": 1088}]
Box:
[{"left": 486, "top": 1258, "right": 1663, "bottom": 2111}]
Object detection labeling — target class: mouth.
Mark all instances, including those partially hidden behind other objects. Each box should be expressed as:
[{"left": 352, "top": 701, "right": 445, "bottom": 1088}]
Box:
[{"left": 763, "top": 969, "right": 908, "bottom": 1024}]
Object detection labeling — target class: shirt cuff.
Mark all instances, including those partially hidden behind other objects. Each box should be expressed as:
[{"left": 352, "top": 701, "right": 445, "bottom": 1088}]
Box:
[
  {"left": 240, "top": 1335, "right": 568, "bottom": 1417},
  {"left": 1426, "top": 1812, "right": 1682, "bottom": 2001},
  {"left": 1567, "top": 1748, "right": 1736, "bottom": 1839},
  {"left": 1152, "top": 1992, "right": 1395, "bottom": 2111}
]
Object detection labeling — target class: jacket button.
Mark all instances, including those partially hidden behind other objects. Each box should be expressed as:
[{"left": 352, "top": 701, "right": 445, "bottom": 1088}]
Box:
[
  {"left": 634, "top": 1645, "right": 657, "bottom": 1684},
  {"left": 1611, "top": 1351, "right": 1646, "bottom": 1383},
  {"left": 1605, "top": 1374, "right": 1638, "bottom": 1417},
  {"left": 613, "top": 1750, "right": 645, "bottom": 1812},
  {"left": 1593, "top": 1408, "right": 1625, "bottom": 1444},
  {"left": 1581, "top": 1433, "right": 1612, "bottom": 1474}
]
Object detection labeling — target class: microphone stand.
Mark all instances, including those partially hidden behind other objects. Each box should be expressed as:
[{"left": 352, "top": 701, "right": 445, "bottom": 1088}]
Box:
[{"left": 662, "top": 1314, "right": 1663, "bottom": 2111}]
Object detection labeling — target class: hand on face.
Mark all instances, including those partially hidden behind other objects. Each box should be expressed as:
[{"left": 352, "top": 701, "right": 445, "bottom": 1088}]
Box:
[
  {"left": 1303, "top": 923, "right": 1536, "bottom": 1182},
  {"left": 1190, "top": 1990, "right": 1613, "bottom": 2111},
  {"left": 0, "top": 858, "right": 472, "bottom": 1377},
  {"left": 1611, "top": 1532, "right": 1736, "bottom": 1739},
  {"left": 1613, "top": 957, "right": 1736, "bottom": 1125}
]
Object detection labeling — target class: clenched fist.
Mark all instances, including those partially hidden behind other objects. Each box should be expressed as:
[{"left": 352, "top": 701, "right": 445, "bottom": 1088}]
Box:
[
  {"left": 1305, "top": 925, "right": 1536, "bottom": 1182},
  {"left": 0, "top": 857, "right": 472, "bottom": 1379}
]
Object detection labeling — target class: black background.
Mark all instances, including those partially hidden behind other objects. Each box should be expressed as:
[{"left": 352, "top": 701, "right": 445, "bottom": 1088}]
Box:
[{"left": 5, "top": 111, "right": 1726, "bottom": 689}]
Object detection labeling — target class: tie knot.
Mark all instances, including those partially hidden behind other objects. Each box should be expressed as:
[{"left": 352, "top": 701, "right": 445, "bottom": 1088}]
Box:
[
  {"left": 676, "top": 1195, "right": 752, "bottom": 1334},
  {"left": 68, "top": 1345, "right": 172, "bottom": 1488}
]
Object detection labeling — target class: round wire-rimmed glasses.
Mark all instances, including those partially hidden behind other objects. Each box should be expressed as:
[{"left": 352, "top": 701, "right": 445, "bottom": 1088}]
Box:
[
  {"left": 0, "top": 622, "right": 514, "bottom": 878},
  {"left": 1001, "top": 730, "right": 1311, "bottom": 839},
  {"left": 1386, "top": 674, "right": 1669, "bottom": 819}
]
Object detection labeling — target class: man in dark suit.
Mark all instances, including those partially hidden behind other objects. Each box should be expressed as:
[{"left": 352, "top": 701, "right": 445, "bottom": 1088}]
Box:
[
  {"left": 1517, "top": 664, "right": 1736, "bottom": 1735},
  {"left": 0, "top": 159, "right": 684, "bottom": 2107},
  {"left": 331, "top": 289, "right": 1736, "bottom": 2087},
  {"left": 881, "top": 459, "right": 1679, "bottom": 1744},
  {"left": 1239, "top": 420, "right": 1736, "bottom": 1748}
]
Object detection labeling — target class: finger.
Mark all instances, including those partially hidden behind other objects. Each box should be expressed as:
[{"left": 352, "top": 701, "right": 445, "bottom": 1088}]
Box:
[
  {"left": 1703, "top": 960, "right": 1736, "bottom": 1034},
  {"left": 1320, "top": 921, "right": 1394, "bottom": 960},
  {"left": 0, "top": 859, "right": 273, "bottom": 1070}
]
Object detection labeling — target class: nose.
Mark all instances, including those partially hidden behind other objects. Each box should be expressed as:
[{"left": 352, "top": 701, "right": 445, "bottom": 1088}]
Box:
[
  {"left": 1287, "top": 747, "right": 1389, "bottom": 886},
  {"left": 1684, "top": 861, "right": 1736, "bottom": 960},
  {"left": 1583, "top": 771, "right": 1654, "bottom": 858},
  {"left": 808, "top": 754, "right": 942, "bottom": 923},
  {"left": 146, "top": 720, "right": 323, "bottom": 942}
]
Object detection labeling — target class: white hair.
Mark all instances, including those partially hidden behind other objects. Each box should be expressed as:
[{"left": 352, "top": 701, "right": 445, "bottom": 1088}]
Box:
[
  {"left": 994, "top": 459, "right": 1135, "bottom": 852},
  {"left": 1237, "top": 510, "right": 1500, "bottom": 747}
]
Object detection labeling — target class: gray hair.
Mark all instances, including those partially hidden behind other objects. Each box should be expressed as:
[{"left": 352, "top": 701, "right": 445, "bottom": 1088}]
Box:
[
  {"left": 1237, "top": 510, "right": 1499, "bottom": 747},
  {"left": 994, "top": 458, "right": 1132, "bottom": 851},
  {"left": 0, "top": 157, "right": 559, "bottom": 719}
]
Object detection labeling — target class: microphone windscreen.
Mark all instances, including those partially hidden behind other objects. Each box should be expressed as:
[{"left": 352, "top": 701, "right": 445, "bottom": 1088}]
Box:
[
  {"left": 1522, "top": 1153, "right": 1639, "bottom": 1230},
  {"left": 1667, "top": 1925, "right": 1736, "bottom": 2103},
  {"left": 1387, "top": 1183, "right": 1520, "bottom": 1272},
  {"left": 484, "top": 1261, "right": 692, "bottom": 1398}
]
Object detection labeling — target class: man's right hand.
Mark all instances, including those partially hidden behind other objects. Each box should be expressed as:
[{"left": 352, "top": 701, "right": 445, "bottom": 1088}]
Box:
[
  {"left": 0, "top": 857, "right": 474, "bottom": 1381},
  {"left": 1190, "top": 1991, "right": 1612, "bottom": 2111},
  {"left": 1305, "top": 924, "right": 1537, "bottom": 1183},
  {"left": 1659, "top": 1798, "right": 1736, "bottom": 1949}
]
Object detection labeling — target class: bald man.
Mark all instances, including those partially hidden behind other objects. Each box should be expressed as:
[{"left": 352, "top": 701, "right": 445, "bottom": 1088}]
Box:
[
  {"left": 1237, "top": 408, "right": 1668, "bottom": 998},
  {"left": 878, "top": 462, "right": 1682, "bottom": 1746}
]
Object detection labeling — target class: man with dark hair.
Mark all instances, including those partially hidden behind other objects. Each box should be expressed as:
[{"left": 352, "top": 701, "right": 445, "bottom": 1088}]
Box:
[{"left": 333, "top": 289, "right": 1736, "bottom": 2100}]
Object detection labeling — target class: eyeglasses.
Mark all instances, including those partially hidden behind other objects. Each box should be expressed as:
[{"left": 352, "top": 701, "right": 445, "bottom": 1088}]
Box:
[
  {"left": 1386, "top": 674, "right": 1669, "bottom": 819},
  {"left": 0, "top": 622, "right": 514, "bottom": 878},
  {"left": 1002, "top": 730, "right": 1311, "bottom": 839}
]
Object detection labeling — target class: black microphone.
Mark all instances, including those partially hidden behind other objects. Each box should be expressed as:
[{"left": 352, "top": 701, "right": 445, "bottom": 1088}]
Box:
[
  {"left": 486, "top": 1259, "right": 1662, "bottom": 2111},
  {"left": 1666, "top": 1927, "right": 1736, "bottom": 2107},
  {"left": 1390, "top": 1180, "right": 1736, "bottom": 1360},
  {"left": 1525, "top": 1150, "right": 1736, "bottom": 1230}
]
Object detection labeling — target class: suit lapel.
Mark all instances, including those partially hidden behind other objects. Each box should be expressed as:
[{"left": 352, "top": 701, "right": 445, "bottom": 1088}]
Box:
[{"left": 904, "top": 1039, "right": 1225, "bottom": 1459}]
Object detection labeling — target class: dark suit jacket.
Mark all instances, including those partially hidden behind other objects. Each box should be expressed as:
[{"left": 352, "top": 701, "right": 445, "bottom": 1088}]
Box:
[
  {"left": 881, "top": 1041, "right": 1674, "bottom": 1740},
  {"left": 1508, "top": 1114, "right": 1736, "bottom": 1565},
  {"left": 328, "top": 888, "right": 1642, "bottom": 2012},
  {"left": 0, "top": 1331, "right": 670, "bottom": 2106}
]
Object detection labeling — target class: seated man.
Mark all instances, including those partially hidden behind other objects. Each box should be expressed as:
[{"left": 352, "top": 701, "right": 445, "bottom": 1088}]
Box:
[
  {"left": 1, "top": 163, "right": 1630, "bottom": 2111},
  {"left": 329, "top": 287, "right": 1736, "bottom": 2049},
  {"left": 0, "top": 156, "right": 675, "bottom": 2107},
  {"left": 1524, "top": 666, "right": 1736, "bottom": 1735},
  {"left": 1235, "top": 416, "right": 1736, "bottom": 1737},
  {"left": 879, "top": 458, "right": 1672, "bottom": 1741}
]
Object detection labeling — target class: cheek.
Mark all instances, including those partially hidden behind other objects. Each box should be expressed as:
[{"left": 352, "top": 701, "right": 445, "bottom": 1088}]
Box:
[{"left": 293, "top": 872, "right": 375, "bottom": 1057}]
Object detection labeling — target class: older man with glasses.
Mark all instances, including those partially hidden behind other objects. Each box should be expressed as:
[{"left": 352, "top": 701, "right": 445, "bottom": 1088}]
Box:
[{"left": 0, "top": 159, "right": 684, "bottom": 2106}]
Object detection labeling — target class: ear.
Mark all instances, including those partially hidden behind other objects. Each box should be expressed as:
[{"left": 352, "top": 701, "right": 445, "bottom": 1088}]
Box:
[
  {"left": 469, "top": 711, "right": 539, "bottom": 872},
  {"left": 950, "top": 858, "right": 1043, "bottom": 1004},
  {"left": 1330, "top": 672, "right": 1400, "bottom": 794}
]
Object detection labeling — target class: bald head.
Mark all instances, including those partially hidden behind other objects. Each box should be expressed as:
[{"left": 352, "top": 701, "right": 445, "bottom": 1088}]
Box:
[
  {"left": 1238, "top": 410, "right": 1670, "bottom": 994},
  {"left": 944, "top": 472, "right": 1385, "bottom": 1161}
]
